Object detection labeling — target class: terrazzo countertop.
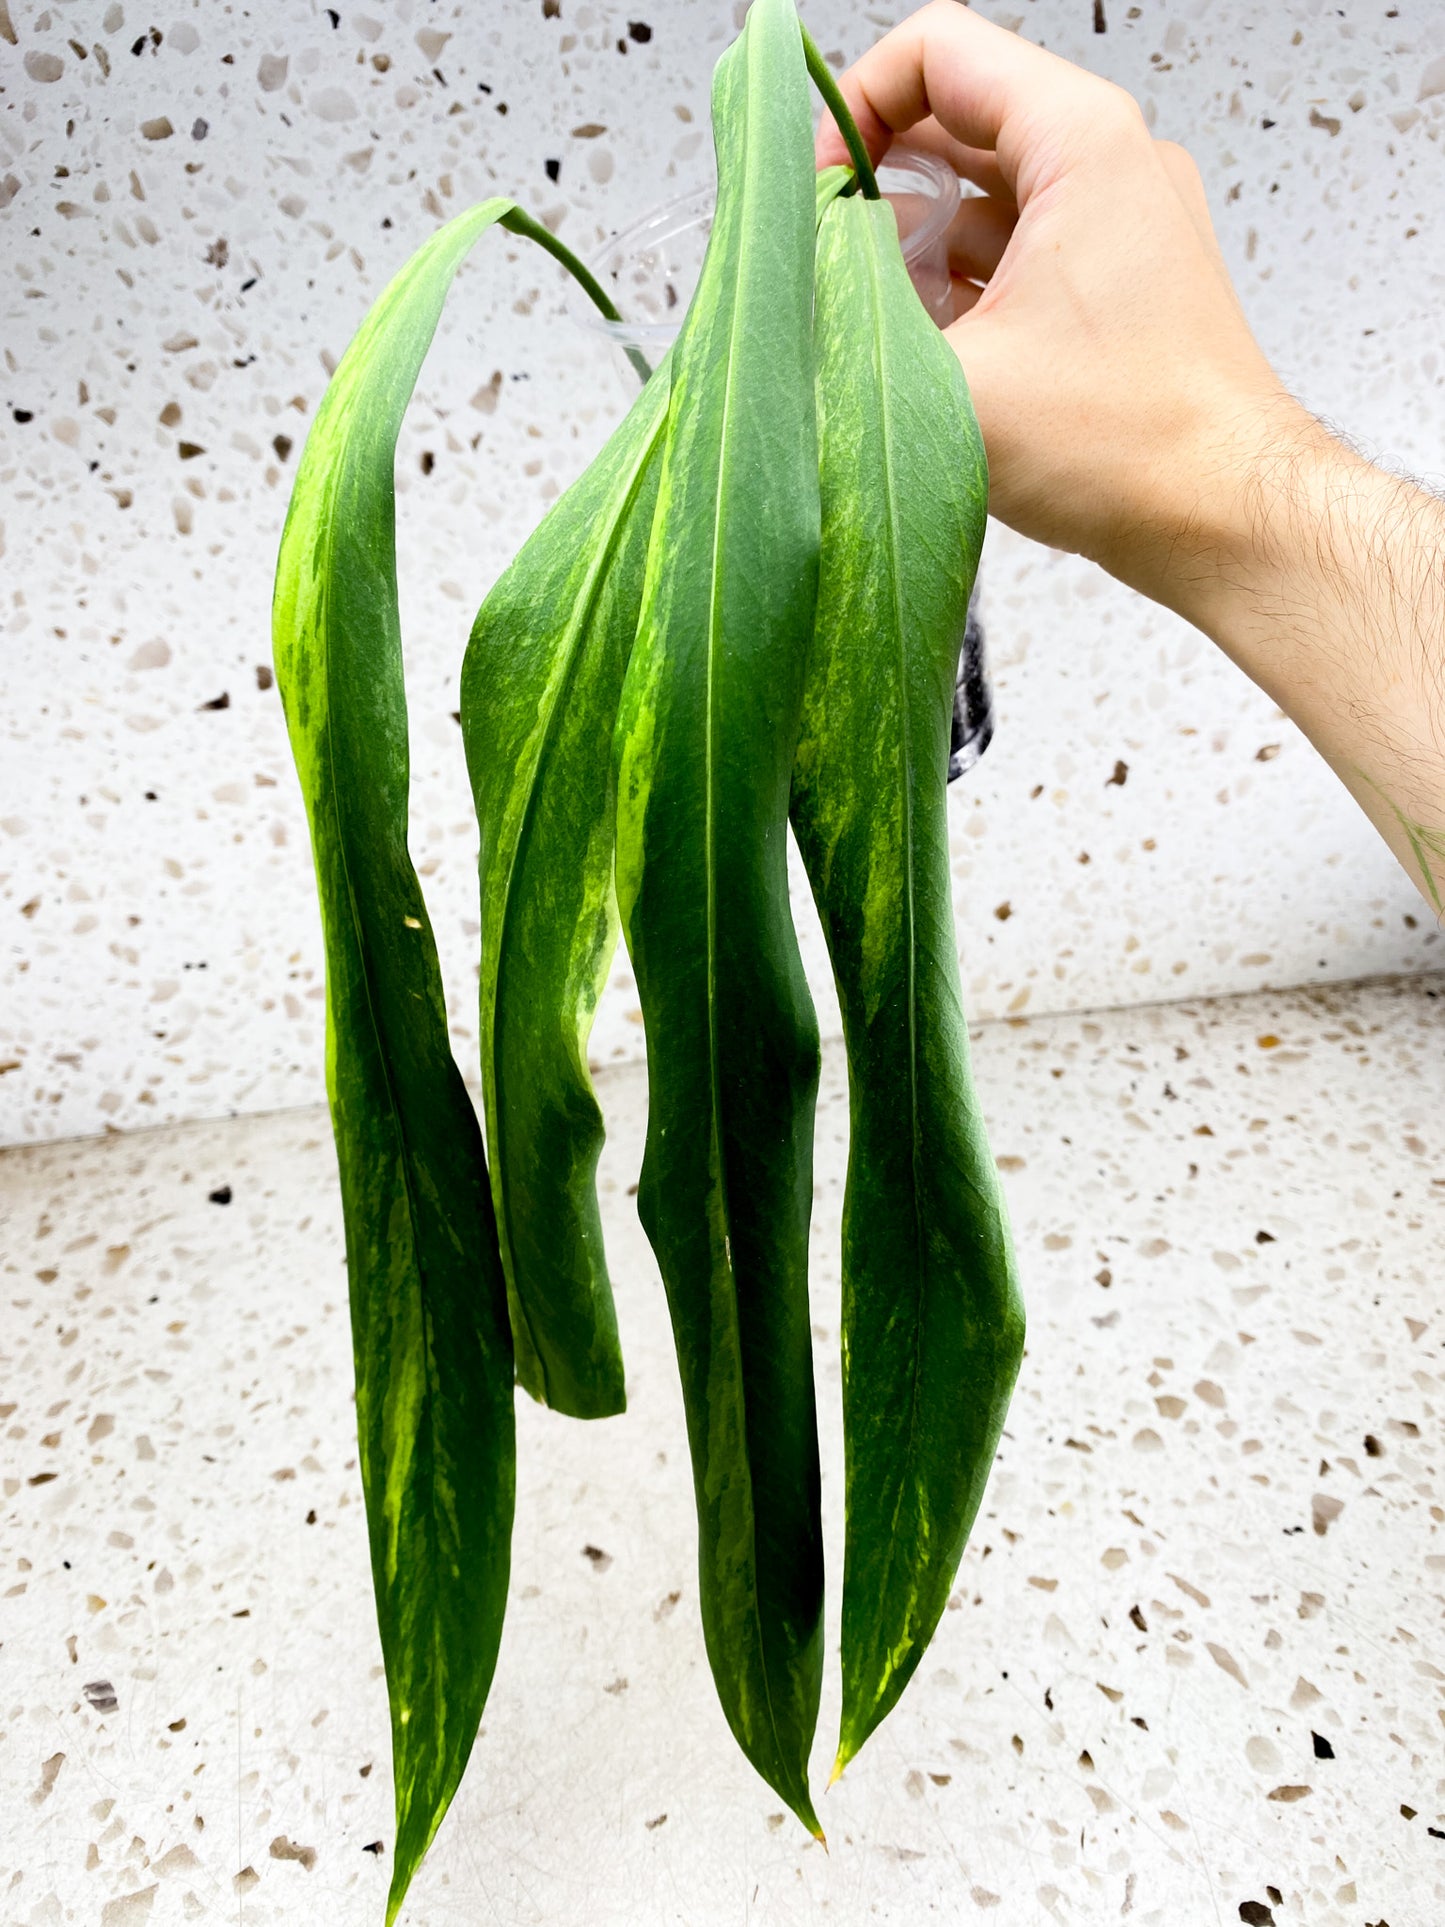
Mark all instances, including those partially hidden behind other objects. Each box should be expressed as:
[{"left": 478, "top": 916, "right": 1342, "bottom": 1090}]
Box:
[
  {"left": 3, "top": 973, "right": 1442, "bottom": 1926},
  {"left": 5, "top": 0, "right": 1444, "bottom": 1143}
]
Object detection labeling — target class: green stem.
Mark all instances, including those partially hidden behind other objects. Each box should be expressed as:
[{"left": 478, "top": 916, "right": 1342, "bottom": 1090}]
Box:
[
  {"left": 501, "top": 206, "right": 654, "bottom": 384},
  {"left": 800, "top": 24, "right": 880, "bottom": 200}
]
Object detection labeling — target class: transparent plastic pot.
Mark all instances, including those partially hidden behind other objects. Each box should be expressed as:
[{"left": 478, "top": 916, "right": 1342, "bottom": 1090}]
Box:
[{"left": 567, "top": 147, "right": 993, "bottom": 779}]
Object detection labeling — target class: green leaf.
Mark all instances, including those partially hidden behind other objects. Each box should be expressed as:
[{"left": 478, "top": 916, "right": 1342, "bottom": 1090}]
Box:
[
  {"left": 790, "top": 194, "right": 1027, "bottom": 1779},
  {"left": 272, "top": 200, "right": 523, "bottom": 1925},
  {"left": 460, "top": 355, "right": 673, "bottom": 1418},
  {"left": 613, "top": 0, "right": 825, "bottom": 1836}
]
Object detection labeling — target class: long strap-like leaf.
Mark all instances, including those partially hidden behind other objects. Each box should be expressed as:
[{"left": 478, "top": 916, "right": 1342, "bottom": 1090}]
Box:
[
  {"left": 790, "top": 194, "right": 1026, "bottom": 1779},
  {"left": 460, "top": 356, "right": 672, "bottom": 1418},
  {"left": 273, "top": 200, "right": 523, "bottom": 1925},
  {"left": 613, "top": 0, "right": 825, "bottom": 1836}
]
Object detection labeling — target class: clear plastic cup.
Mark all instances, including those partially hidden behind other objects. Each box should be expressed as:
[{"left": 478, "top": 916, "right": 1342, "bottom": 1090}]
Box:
[
  {"left": 567, "top": 147, "right": 993, "bottom": 780},
  {"left": 567, "top": 147, "right": 959, "bottom": 382}
]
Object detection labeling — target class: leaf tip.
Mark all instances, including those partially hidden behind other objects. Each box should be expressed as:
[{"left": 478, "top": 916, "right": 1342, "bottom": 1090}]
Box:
[{"left": 383, "top": 1870, "right": 408, "bottom": 1927}]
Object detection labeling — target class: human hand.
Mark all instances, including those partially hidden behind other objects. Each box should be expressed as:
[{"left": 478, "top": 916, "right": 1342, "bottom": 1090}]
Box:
[
  {"left": 815, "top": 1, "right": 1316, "bottom": 625},
  {"left": 820, "top": 2, "right": 1445, "bottom": 915}
]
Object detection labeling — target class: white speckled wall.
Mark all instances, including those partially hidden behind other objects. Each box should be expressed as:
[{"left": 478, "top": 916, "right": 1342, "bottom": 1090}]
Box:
[{"left": 3, "top": 0, "right": 1442, "bottom": 1145}]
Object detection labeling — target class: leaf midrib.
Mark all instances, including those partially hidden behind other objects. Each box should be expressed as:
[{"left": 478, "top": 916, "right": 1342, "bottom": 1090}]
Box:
[
  {"left": 853, "top": 209, "right": 928, "bottom": 1707},
  {"left": 702, "top": 28, "right": 791, "bottom": 1781}
]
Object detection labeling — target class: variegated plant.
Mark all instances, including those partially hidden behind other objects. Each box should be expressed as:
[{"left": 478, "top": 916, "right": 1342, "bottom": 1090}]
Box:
[{"left": 272, "top": 0, "right": 1023, "bottom": 1916}]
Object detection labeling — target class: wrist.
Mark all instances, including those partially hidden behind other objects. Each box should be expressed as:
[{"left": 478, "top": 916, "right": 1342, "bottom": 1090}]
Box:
[
  {"left": 1145, "top": 395, "right": 1440, "bottom": 755},
  {"left": 1127, "top": 392, "right": 1392, "bottom": 683}
]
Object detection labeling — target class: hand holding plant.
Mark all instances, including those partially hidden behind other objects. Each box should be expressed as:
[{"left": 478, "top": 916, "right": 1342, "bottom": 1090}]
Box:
[{"left": 821, "top": 0, "right": 1445, "bottom": 915}]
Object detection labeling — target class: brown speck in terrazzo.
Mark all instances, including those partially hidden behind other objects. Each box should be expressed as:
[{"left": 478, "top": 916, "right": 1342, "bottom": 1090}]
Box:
[
  {"left": 1206, "top": 1642, "right": 1248, "bottom": 1688},
  {"left": 1106, "top": 760, "right": 1128, "bottom": 786},
  {"left": 1310, "top": 1492, "right": 1344, "bottom": 1535},
  {"left": 582, "top": 1544, "right": 612, "bottom": 1572},
  {"left": 269, "top": 1834, "right": 318, "bottom": 1870}
]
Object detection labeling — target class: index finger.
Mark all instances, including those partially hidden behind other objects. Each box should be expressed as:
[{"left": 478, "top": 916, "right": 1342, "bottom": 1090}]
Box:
[{"left": 815, "top": 0, "right": 1135, "bottom": 202}]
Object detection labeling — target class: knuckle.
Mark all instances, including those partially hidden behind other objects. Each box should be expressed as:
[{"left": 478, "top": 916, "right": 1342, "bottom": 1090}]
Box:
[
  {"left": 1155, "top": 138, "right": 1201, "bottom": 181},
  {"left": 1096, "top": 80, "right": 1149, "bottom": 139}
]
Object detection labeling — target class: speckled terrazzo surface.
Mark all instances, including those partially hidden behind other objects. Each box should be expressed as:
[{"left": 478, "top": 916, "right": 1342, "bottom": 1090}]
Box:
[
  {"left": 2, "top": 973, "right": 1442, "bottom": 1925},
  {"left": 4, "top": 0, "right": 1444, "bottom": 1143}
]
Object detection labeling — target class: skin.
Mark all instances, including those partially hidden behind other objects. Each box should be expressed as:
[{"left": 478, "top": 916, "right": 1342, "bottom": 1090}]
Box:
[{"left": 817, "top": 1, "right": 1445, "bottom": 915}]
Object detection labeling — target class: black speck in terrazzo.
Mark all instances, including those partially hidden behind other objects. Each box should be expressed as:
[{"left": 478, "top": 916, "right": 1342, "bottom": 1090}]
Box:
[
  {"left": 12, "top": 407, "right": 33, "bottom": 423},
  {"left": 1093, "top": 0, "right": 1106, "bottom": 30},
  {"left": 191, "top": 117, "right": 208, "bottom": 140},
  {"left": 208, "top": 1184, "right": 232, "bottom": 1205},
  {"left": 628, "top": 19, "right": 653, "bottom": 41},
  {"left": 363, "top": 1839, "right": 385, "bottom": 1854},
  {"left": 545, "top": 157, "right": 561, "bottom": 183},
  {"left": 199, "top": 691, "right": 230, "bottom": 711},
  {"left": 1311, "top": 1731, "right": 1334, "bottom": 1758},
  {"left": 83, "top": 1680, "right": 118, "bottom": 1713},
  {"left": 1237, "top": 1904, "right": 1275, "bottom": 1927},
  {"left": 1255, "top": 1228, "right": 1275, "bottom": 1244}
]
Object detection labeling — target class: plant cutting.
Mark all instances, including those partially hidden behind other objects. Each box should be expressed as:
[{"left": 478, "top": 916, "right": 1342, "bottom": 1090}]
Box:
[{"left": 272, "top": 0, "right": 1024, "bottom": 1915}]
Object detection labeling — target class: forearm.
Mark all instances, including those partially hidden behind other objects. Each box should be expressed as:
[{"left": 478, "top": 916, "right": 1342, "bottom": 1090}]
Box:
[{"left": 1160, "top": 403, "right": 1445, "bottom": 914}]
